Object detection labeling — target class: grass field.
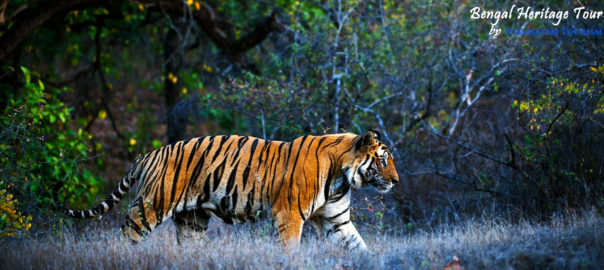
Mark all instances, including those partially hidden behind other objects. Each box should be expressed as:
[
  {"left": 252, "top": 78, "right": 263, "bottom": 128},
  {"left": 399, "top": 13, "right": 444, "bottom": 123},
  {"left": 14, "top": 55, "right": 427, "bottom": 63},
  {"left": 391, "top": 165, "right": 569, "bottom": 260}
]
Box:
[{"left": 0, "top": 210, "right": 602, "bottom": 269}]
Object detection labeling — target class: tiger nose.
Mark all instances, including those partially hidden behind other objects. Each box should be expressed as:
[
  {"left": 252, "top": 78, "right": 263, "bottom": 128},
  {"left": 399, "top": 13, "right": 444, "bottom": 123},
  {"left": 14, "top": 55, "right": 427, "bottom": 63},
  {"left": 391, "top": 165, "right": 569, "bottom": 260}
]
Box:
[{"left": 391, "top": 177, "right": 399, "bottom": 184}]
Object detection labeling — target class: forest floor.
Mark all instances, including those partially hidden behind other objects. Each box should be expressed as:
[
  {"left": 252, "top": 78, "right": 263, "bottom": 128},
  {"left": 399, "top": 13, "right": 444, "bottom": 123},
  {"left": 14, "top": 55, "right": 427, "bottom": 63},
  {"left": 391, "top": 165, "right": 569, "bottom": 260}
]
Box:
[{"left": 0, "top": 209, "right": 602, "bottom": 269}]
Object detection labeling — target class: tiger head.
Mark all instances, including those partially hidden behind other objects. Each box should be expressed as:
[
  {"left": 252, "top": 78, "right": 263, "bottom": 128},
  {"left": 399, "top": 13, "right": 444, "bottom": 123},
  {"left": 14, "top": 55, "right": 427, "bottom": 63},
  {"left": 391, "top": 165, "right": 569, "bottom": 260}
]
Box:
[{"left": 345, "top": 130, "right": 399, "bottom": 193}]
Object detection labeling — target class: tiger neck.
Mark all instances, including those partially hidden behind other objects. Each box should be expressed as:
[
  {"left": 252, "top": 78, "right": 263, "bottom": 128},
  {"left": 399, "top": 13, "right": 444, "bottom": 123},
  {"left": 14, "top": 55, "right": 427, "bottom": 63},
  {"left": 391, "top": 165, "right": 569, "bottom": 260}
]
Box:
[
  {"left": 317, "top": 134, "right": 357, "bottom": 204},
  {"left": 265, "top": 134, "right": 354, "bottom": 210},
  {"left": 324, "top": 155, "right": 354, "bottom": 203}
]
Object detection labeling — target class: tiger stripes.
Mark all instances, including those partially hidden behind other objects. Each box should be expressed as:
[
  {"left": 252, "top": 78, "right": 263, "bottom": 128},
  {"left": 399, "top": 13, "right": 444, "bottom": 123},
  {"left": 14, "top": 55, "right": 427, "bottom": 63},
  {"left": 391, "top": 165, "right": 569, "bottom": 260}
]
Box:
[{"left": 61, "top": 130, "right": 399, "bottom": 250}]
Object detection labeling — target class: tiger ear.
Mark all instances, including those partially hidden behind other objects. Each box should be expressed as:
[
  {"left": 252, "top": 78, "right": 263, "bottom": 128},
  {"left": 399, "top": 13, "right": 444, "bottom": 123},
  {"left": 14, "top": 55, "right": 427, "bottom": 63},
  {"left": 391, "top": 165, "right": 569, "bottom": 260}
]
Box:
[{"left": 355, "top": 130, "right": 376, "bottom": 150}]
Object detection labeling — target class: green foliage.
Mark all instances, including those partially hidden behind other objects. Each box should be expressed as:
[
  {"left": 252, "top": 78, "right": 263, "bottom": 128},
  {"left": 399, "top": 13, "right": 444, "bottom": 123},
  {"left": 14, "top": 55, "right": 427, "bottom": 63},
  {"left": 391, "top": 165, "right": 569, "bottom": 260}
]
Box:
[
  {"left": 0, "top": 67, "right": 104, "bottom": 222},
  {"left": 510, "top": 65, "right": 604, "bottom": 210}
]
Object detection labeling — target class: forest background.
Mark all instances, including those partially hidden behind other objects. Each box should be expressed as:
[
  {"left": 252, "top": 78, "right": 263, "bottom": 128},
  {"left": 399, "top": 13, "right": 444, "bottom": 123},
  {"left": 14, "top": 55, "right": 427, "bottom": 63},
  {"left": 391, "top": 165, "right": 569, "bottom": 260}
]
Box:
[{"left": 0, "top": 0, "right": 602, "bottom": 268}]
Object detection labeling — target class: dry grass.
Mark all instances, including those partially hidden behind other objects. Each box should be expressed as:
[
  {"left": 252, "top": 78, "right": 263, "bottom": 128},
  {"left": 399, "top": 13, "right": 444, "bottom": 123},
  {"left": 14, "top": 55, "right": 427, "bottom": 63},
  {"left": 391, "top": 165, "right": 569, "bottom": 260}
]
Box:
[{"left": 0, "top": 210, "right": 602, "bottom": 270}]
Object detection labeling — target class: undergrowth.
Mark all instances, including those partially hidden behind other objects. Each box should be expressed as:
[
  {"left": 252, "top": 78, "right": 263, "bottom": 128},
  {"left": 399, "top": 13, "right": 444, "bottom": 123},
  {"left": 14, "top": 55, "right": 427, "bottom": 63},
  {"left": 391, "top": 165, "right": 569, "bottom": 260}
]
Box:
[{"left": 0, "top": 209, "right": 601, "bottom": 269}]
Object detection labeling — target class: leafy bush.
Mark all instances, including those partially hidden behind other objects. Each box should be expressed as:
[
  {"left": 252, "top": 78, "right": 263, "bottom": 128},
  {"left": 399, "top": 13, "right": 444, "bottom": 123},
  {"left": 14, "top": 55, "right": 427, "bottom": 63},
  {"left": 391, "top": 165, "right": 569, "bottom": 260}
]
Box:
[
  {"left": 0, "top": 182, "right": 32, "bottom": 237},
  {"left": 0, "top": 67, "right": 103, "bottom": 233},
  {"left": 509, "top": 65, "right": 604, "bottom": 212}
]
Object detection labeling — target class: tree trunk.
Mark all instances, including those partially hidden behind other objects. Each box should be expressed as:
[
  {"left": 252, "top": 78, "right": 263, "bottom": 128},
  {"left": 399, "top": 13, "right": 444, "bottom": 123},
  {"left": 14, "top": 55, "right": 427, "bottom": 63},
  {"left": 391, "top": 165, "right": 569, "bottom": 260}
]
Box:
[{"left": 164, "top": 27, "right": 186, "bottom": 144}]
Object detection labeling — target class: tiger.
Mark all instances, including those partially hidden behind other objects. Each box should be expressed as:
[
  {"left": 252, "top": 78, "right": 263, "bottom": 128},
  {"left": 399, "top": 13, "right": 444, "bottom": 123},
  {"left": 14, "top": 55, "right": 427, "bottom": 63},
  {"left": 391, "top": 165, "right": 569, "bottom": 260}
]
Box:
[{"left": 61, "top": 130, "right": 399, "bottom": 250}]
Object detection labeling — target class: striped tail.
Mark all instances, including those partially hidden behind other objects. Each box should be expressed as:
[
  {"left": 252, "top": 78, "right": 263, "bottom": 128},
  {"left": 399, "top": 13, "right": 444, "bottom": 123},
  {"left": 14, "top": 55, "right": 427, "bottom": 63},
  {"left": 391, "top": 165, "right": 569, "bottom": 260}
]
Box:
[{"left": 60, "top": 163, "right": 139, "bottom": 219}]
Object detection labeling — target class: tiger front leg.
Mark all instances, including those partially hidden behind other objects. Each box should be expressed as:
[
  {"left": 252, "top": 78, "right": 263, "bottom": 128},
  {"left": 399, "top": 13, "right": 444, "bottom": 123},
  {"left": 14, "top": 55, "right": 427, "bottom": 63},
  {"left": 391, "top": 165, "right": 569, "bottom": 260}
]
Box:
[
  {"left": 314, "top": 193, "right": 368, "bottom": 250},
  {"left": 324, "top": 219, "right": 367, "bottom": 250}
]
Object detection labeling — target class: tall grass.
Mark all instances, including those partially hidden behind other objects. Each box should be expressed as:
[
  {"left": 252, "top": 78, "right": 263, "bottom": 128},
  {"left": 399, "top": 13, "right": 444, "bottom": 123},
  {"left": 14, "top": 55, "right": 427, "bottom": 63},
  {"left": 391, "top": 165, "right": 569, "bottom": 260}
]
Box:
[{"left": 0, "top": 210, "right": 602, "bottom": 269}]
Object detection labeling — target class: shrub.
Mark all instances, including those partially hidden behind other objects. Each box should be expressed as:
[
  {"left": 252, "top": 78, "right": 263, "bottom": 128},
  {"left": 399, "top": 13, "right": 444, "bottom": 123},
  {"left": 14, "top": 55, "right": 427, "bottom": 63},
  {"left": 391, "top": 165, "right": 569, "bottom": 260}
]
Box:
[
  {"left": 509, "top": 65, "right": 604, "bottom": 213},
  {"left": 0, "top": 67, "right": 103, "bottom": 234},
  {"left": 0, "top": 182, "right": 32, "bottom": 237}
]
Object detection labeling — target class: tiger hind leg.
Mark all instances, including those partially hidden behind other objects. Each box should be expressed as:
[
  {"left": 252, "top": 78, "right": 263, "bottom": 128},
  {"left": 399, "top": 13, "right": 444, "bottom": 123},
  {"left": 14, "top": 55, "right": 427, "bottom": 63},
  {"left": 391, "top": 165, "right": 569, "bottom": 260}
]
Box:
[
  {"left": 173, "top": 209, "right": 211, "bottom": 245},
  {"left": 120, "top": 199, "right": 162, "bottom": 244}
]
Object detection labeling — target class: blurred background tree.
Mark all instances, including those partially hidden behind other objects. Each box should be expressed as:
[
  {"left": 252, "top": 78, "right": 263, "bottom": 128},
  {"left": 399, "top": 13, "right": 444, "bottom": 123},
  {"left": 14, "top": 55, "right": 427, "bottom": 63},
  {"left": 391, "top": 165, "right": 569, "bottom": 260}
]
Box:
[{"left": 0, "top": 0, "right": 602, "bottom": 236}]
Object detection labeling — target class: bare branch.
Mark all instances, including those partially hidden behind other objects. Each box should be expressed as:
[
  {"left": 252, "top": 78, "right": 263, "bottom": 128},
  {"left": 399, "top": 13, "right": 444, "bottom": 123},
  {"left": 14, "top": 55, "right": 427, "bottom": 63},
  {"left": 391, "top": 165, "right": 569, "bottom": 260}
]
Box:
[
  {"left": 503, "top": 133, "right": 516, "bottom": 169},
  {"left": 448, "top": 44, "right": 463, "bottom": 78},
  {"left": 447, "top": 57, "right": 517, "bottom": 135},
  {"left": 545, "top": 101, "right": 570, "bottom": 136},
  {"left": 0, "top": 0, "right": 9, "bottom": 25},
  {"left": 365, "top": 92, "right": 405, "bottom": 110},
  {"left": 423, "top": 120, "right": 513, "bottom": 167},
  {"left": 93, "top": 21, "right": 125, "bottom": 142}
]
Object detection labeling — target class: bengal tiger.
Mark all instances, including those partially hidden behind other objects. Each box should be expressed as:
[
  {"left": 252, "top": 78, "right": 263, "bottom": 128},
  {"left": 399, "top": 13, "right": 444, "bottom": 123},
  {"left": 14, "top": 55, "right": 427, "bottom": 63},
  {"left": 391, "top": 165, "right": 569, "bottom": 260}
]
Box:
[{"left": 61, "top": 130, "right": 399, "bottom": 250}]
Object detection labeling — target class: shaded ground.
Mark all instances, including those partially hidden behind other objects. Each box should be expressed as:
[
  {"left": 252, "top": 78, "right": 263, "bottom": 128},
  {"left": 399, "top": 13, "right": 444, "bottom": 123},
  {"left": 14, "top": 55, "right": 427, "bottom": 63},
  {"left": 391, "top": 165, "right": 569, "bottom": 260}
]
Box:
[{"left": 0, "top": 210, "right": 602, "bottom": 269}]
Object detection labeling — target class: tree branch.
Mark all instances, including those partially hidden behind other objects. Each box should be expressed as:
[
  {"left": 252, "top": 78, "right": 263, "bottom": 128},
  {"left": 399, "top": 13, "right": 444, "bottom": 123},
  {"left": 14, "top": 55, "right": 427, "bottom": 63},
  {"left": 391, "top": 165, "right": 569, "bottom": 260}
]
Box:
[
  {"left": 545, "top": 101, "right": 569, "bottom": 136},
  {"left": 422, "top": 120, "right": 514, "bottom": 167},
  {"left": 93, "top": 20, "right": 124, "bottom": 142},
  {"left": 0, "top": 0, "right": 9, "bottom": 25},
  {"left": 0, "top": 0, "right": 103, "bottom": 62},
  {"left": 503, "top": 132, "right": 516, "bottom": 169},
  {"left": 156, "top": 1, "right": 283, "bottom": 69},
  {"left": 0, "top": 0, "right": 284, "bottom": 66}
]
